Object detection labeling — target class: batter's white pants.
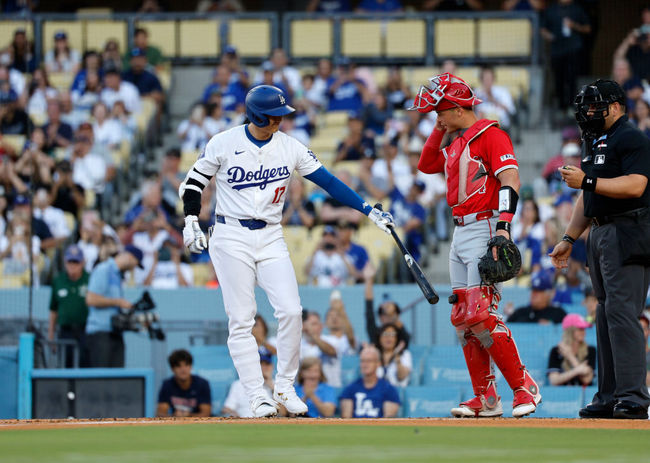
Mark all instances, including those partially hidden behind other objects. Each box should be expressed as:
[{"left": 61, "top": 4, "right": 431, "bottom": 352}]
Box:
[{"left": 209, "top": 220, "right": 303, "bottom": 403}]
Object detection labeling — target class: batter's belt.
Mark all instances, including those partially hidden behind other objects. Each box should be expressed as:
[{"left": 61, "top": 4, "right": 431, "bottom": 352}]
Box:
[{"left": 216, "top": 214, "right": 268, "bottom": 230}]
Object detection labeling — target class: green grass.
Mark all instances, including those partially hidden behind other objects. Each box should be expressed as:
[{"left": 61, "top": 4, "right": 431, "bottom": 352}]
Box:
[{"left": 0, "top": 423, "right": 645, "bottom": 463}]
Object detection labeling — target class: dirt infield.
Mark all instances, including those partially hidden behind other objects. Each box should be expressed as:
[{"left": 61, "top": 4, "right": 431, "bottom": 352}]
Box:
[{"left": 2, "top": 416, "right": 649, "bottom": 431}]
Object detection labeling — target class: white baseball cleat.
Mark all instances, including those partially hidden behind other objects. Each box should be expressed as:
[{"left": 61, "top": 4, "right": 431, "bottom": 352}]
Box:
[
  {"left": 450, "top": 382, "right": 503, "bottom": 418},
  {"left": 511, "top": 374, "right": 542, "bottom": 418},
  {"left": 273, "top": 389, "right": 308, "bottom": 415},
  {"left": 251, "top": 397, "right": 279, "bottom": 418}
]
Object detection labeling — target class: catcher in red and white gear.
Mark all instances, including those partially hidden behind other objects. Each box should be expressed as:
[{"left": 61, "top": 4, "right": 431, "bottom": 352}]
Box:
[{"left": 412, "top": 73, "right": 541, "bottom": 418}]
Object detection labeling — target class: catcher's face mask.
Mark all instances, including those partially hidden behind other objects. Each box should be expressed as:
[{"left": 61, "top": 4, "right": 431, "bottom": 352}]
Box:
[{"left": 409, "top": 73, "right": 481, "bottom": 113}]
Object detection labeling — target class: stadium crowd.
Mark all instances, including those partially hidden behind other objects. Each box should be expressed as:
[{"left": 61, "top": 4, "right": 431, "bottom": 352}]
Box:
[{"left": 3, "top": 2, "right": 650, "bottom": 418}]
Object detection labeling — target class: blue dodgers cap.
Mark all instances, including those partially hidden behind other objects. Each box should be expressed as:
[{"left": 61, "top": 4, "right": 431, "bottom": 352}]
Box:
[
  {"left": 531, "top": 270, "right": 553, "bottom": 291},
  {"left": 323, "top": 225, "right": 337, "bottom": 236},
  {"left": 54, "top": 30, "right": 67, "bottom": 40},
  {"left": 64, "top": 244, "right": 84, "bottom": 263},
  {"left": 124, "top": 244, "right": 144, "bottom": 268},
  {"left": 0, "top": 89, "right": 18, "bottom": 104},
  {"left": 259, "top": 346, "right": 273, "bottom": 364},
  {"left": 130, "top": 47, "right": 146, "bottom": 58},
  {"left": 14, "top": 194, "right": 30, "bottom": 206},
  {"left": 413, "top": 179, "right": 426, "bottom": 192},
  {"left": 554, "top": 193, "right": 574, "bottom": 207},
  {"left": 224, "top": 45, "right": 237, "bottom": 55}
]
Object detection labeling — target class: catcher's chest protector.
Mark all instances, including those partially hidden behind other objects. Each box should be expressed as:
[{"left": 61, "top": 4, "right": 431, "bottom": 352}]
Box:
[{"left": 444, "top": 119, "right": 498, "bottom": 208}]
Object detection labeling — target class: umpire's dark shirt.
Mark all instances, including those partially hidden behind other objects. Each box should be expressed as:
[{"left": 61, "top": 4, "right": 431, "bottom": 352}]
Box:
[{"left": 581, "top": 115, "right": 650, "bottom": 218}]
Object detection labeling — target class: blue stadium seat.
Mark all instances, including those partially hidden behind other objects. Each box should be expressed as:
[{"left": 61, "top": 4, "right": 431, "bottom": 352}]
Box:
[
  {"left": 403, "top": 386, "right": 461, "bottom": 418},
  {"left": 422, "top": 345, "right": 470, "bottom": 389},
  {"left": 341, "top": 355, "right": 360, "bottom": 386},
  {"left": 509, "top": 323, "right": 559, "bottom": 384},
  {"left": 533, "top": 386, "right": 583, "bottom": 418},
  {"left": 408, "top": 345, "right": 430, "bottom": 386},
  {"left": 582, "top": 386, "right": 599, "bottom": 406},
  {"left": 190, "top": 345, "right": 231, "bottom": 369},
  {"left": 210, "top": 382, "right": 231, "bottom": 416}
]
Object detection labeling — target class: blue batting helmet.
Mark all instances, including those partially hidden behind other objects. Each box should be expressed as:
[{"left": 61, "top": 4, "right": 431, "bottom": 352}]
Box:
[{"left": 245, "top": 85, "right": 295, "bottom": 127}]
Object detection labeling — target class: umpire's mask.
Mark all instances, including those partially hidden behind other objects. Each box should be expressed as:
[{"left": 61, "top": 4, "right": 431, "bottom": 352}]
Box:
[{"left": 574, "top": 79, "right": 625, "bottom": 138}]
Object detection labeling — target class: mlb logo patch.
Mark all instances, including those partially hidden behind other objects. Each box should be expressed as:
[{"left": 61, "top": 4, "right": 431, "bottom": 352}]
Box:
[
  {"left": 500, "top": 154, "right": 515, "bottom": 162},
  {"left": 595, "top": 154, "right": 605, "bottom": 165}
]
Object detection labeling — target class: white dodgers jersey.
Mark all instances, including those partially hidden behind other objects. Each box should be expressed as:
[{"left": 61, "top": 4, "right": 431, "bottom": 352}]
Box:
[{"left": 192, "top": 125, "right": 322, "bottom": 224}]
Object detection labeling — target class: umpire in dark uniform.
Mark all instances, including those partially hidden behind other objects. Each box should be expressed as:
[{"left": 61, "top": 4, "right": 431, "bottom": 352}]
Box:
[{"left": 550, "top": 79, "right": 650, "bottom": 419}]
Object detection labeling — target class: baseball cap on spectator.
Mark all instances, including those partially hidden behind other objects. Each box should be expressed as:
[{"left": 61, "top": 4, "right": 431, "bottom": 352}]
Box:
[
  {"left": 531, "top": 270, "right": 553, "bottom": 291},
  {"left": 224, "top": 45, "right": 237, "bottom": 55},
  {"left": 407, "top": 136, "right": 424, "bottom": 154},
  {"left": 54, "top": 31, "right": 67, "bottom": 41},
  {"left": 130, "top": 48, "right": 146, "bottom": 58},
  {"left": 165, "top": 147, "right": 181, "bottom": 158},
  {"left": 124, "top": 244, "right": 144, "bottom": 268},
  {"left": 562, "top": 313, "right": 591, "bottom": 330},
  {"left": 261, "top": 60, "right": 274, "bottom": 72},
  {"left": 0, "top": 89, "right": 18, "bottom": 104},
  {"left": 561, "top": 126, "right": 580, "bottom": 141},
  {"left": 412, "top": 179, "right": 426, "bottom": 192},
  {"left": 104, "top": 64, "right": 120, "bottom": 75},
  {"left": 554, "top": 193, "right": 574, "bottom": 207},
  {"left": 337, "top": 219, "right": 358, "bottom": 231},
  {"left": 519, "top": 185, "right": 534, "bottom": 201},
  {"left": 64, "top": 244, "right": 84, "bottom": 263},
  {"left": 323, "top": 225, "right": 337, "bottom": 236},
  {"left": 337, "top": 56, "right": 351, "bottom": 68},
  {"left": 14, "top": 194, "right": 30, "bottom": 206},
  {"left": 259, "top": 346, "right": 273, "bottom": 364}
]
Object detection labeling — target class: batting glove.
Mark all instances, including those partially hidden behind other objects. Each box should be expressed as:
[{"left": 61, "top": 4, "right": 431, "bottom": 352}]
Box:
[
  {"left": 368, "top": 208, "right": 394, "bottom": 235},
  {"left": 183, "top": 215, "right": 207, "bottom": 253}
]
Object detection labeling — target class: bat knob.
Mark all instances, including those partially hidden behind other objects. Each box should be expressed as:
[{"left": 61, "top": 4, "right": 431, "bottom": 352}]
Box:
[{"left": 373, "top": 203, "right": 383, "bottom": 211}]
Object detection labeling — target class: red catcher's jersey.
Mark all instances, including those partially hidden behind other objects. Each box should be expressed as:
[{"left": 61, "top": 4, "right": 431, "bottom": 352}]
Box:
[
  {"left": 417, "top": 119, "right": 518, "bottom": 217},
  {"left": 446, "top": 122, "right": 517, "bottom": 216}
]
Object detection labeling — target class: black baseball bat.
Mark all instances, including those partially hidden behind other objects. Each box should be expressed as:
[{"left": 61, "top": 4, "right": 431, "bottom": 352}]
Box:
[{"left": 374, "top": 204, "right": 439, "bottom": 305}]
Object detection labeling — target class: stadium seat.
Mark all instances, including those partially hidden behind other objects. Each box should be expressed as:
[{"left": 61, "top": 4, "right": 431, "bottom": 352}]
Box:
[
  {"left": 210, "top": 382, "right": 231, "bottom": 416},
  {"left": 192, "top": 346, "right": 238, "bottom": 386},
  {"left": 48, "top": 72, "right": 75, "bottom": 92},
  {"left": 407, "top": 67, "right": 439, "bottom": 91},
  {"left": 42, "top": 21, "right": 83, "bottom": 54},
  {"left": 582, "top": 386, "right": 598, "bottom": 406},
  {"left": 284, "top": 226, "right": 317, "bottom": 285},
  {"left": 408, "top": 345, "right": 430, "bottom": 386},
  {"left": 455, "top": 66, "right": 480, "bottom": 89},
  {"left": 494, "top": 66, "right": 531, "bottom": 101},
  {"left": 477, "top": 19, "right": 532, "bottom": 58},
  {"left": 509, "top": 323, "right": 559, "bottom": 384},
  {"left": 404, "top": 386, "right": 461, "bottom": 418},
  {"left": 228, "top": 19, "right": 271, "bottom": 59},
  {"left": 180, "top": 150, "right": 200, "bottom": 173},
  {"left": 371, "top": 67, "right": 389, "bottom": 89},
  {"left": 434, "top": 19, "right": 475, "bottom": 57},
  {"left": 0, "top": 21, "right": 34, "bottom": 49},
  {"left": 1, "top": 135, "right": 26, "bottom": 155},
  {"left": 422, "top": 345, "right": 470, "bottom": 389},
  {"left": 322, "top": 111, "right": 349, "bottom": 129},
  {"left": 179, "top": 20, "right": 219, "bottom": 58},
  {"left": 137, "top": 21, "right": 177, "bottom": 58},
  {"left": 290, "top": 19, "right": 333, "bottom": 58},
  {"left": 76, "top": 8, "right": 112, "bottom": 16},
  {"left": 84, "top": 20, "right": 127, "bottom": 52},
  {"left": 355, "top": 225, "right": 394, "bottom": 265},
  {"left": 386, "top": 20, "right": 426, "bottom": 58},
  {"left": 334, "top": 160, "right": 361, "bottom": 180},
  {"left": 341, "top": 19, "right": 382, "bottom": 57},
  {"left": 533, "top": 386, "right": 583, "bottom": 418},
  {"left": 309, "top": 133, "right": 339, "bottom": 154},
  {"left": 341, "top": 355, "right": 360, "bottom": 386},
  {"left": 190, "top": 263, "right": 213, "bottom": 287}
]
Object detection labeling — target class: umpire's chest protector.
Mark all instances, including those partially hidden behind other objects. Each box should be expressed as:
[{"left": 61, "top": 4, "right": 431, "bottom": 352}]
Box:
[{"left": 444, "top": 119, "right": 498, "bottom": 208}]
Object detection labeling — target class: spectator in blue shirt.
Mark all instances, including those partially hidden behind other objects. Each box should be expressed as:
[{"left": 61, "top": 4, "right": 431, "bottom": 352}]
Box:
[
  {"left": 389, "top": 180, "right": 427, "bottom": 263},
  {"left": 70, "top": 51, "right": 103, "bottom": 97},
  {"left": 307, "top": 0, "right": 352, "bottom": 12},
  {"left": 157, "top": 349, "right": 212, "bottom": 417},
  {"left": 337, "top": 220, "right": 370, "bottom": 282},
  {"left": 122, "top": 48, "right": 164, "bottom": 106},
  {"left": 84, "top": 245, "right": 143, "bottom": 367},
  {"left": 201, "top": 64, "right": 248, "bottom": 111},
  {"left": 356, "top": 0, "right": 403, "bottom": 12},
  {"left": 295, "top": 357, "right": 336, "bottom": 418},
  {"left": 327, "top": 58, "right": 367, "bottom": 113},
  {"left": 340, "top": 346, "right": 400, "bottom": 418}
]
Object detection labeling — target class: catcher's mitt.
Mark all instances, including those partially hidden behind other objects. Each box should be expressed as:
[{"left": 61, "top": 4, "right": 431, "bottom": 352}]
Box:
[{"left": 478, "top": 235, "right": 521, "bottom": 285}]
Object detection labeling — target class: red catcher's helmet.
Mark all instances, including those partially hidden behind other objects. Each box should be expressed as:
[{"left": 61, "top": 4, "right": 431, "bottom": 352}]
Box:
[{"left": 409, "top": 73, "right": 482, "bottom": 113}]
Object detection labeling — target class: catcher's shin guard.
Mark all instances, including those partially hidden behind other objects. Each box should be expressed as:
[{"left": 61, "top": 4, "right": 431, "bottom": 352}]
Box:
[
  {"left": 470, "top": 314, "right": 541, "bottom": 412},
  {"left": 458, "top": 330, "right": 492, "bottom": 397},
  {"left": 449, "top": 288, "right": 467, "bottom": 328},
  {"left": 464, "top": 285, "right": 499, "bottom": 328}
]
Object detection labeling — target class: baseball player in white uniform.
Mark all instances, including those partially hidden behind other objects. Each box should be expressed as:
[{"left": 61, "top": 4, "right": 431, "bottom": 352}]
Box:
[{"left": 179, "top": 85, "right": 394, "bottom": 417}]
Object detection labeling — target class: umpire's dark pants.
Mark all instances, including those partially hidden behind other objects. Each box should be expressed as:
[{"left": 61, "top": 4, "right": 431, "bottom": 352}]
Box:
[
  {"left": 588, "top": 222, "right": 650, "bottom": 407},
  {"left": 86, "top": 331, "right": 125, "bottom": 368}
]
